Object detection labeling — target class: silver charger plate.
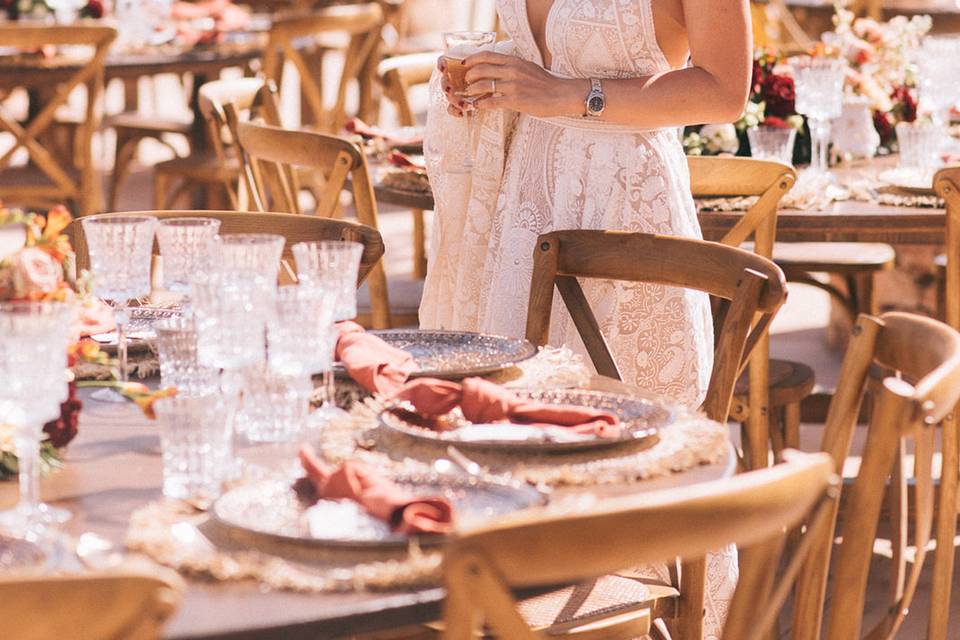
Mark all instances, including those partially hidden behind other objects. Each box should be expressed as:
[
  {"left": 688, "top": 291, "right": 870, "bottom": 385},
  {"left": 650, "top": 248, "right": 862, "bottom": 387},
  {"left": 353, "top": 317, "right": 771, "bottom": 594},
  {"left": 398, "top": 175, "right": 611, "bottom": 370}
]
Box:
[
  {"left": 211, "top": 473, "right": 545, "bottom": 550},
  {"left": 378, "top": 388, "right": 673, "bottom": 454},
  {"left": 336, "top": 329, "right": 538, "bottom": 379},
  {"left": 92, "top": 306, "right": 180, "bottom": 354}
]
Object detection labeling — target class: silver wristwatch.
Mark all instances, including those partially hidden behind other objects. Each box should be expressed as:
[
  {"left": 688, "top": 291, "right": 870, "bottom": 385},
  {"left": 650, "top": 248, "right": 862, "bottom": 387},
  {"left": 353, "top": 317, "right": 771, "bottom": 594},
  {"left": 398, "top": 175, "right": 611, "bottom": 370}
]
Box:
[{"left": 584, "top": 78, "right": 605, "bottom": 118}]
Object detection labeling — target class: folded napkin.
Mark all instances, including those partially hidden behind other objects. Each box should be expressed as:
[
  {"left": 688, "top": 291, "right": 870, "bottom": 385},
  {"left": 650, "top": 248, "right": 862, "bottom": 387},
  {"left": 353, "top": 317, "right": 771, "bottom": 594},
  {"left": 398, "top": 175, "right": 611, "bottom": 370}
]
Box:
[
  {"left": 345, "top": 118, "right": 423, "bottom": 148},
  {"left": 387, "top": 150, "right": 426, "bottom": 172},
  {"left": 393, "top": 377, "right": 622, "bottom": 439},
  {"left": 74, "top": 299, "right": 116, "bottom": 339},
  {"left": 298, "top": 445, "right": 454, "bottom": 535},
  {"left": 335, "top": 321, "right": 418, "bottom": 395}
]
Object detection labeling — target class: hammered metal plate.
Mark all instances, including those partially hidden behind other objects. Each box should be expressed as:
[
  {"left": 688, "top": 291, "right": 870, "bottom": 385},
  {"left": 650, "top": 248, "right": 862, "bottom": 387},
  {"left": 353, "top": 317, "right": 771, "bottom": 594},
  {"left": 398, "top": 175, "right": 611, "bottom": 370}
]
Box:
[
  {"left": 212, "top": 473, "right": 545, "bottom": 550},
  {"left": 93, "top": 306, "right": 181, "bottom": 354},
  {"left": 378, "top": 388, "right": 673, "bottom": 454},
  {"left": 336, "top": 329, "right": 538, "bottom": 380}
]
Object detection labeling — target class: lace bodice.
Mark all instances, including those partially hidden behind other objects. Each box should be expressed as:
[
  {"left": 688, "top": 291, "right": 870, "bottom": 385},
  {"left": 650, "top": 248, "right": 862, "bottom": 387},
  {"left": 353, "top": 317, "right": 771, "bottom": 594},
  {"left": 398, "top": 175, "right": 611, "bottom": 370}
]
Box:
[{"left": 497, "top": 0, "right": 670, "bottom": 78}]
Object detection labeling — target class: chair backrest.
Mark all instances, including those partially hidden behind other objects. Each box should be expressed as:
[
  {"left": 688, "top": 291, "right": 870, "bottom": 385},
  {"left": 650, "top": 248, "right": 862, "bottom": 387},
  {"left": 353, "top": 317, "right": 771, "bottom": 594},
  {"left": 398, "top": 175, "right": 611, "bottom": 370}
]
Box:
[
  {"left": 0, "top": 565, "right": 183, "bottom": 640},
  {"left": 377, "top": 51, "right": 439, "bottom": 126},
  {"left": 935, "top": 165, "right": 960, "bottom": 329},
  {"left": 443, "top": 451, "right": 837, "bottom": 640},
  {"left": 525, "top": 230, "right": 787, "bottom": 424},
  {"left": 67, "top": 210, "right": 384, "bottom": 287},
  {"left": 792, "top": 311, "right": 960, "bottom": 640},
  {"left": 0, "top": 25, "right": 116, "bottom": 216},
  {"left": 689, "top": 155, "right": 796, "bottom": 468},
  {"left": 263, "top": 3, "right": 384, "bottom": 133},
  {"left": 197, "top": 78, "right": 283, "bottom": 209}
]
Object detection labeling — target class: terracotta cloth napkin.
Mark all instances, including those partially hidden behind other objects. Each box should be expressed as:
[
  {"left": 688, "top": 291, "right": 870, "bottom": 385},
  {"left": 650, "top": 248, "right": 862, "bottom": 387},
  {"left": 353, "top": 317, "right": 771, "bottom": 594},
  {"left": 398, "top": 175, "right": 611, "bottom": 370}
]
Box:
[
  {"left": 298, "top": 445, "right": 454, "bottom": 535},
  {"left": 393, "top": 377, "right": 622, "bottom": 439},
  {"left": 335, "top": 321, "right": 418, "bottom": 395},
  {"left": 345, "top": 118, "right": 423, "bottom": 148}
]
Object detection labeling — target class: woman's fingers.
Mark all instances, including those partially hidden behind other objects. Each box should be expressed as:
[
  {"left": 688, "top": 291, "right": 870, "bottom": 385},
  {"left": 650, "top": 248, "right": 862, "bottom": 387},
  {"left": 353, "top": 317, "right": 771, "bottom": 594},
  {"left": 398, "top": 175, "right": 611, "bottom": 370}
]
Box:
[
  {"left": 446, "top": 104, "right": 464, "bottom": 118},
  {"left": 463, "top": 79, "right": 501, "bottom": 97},
  {"left": 463, "top": 50, "right": 512, "bottom": 67},
  {"left": 464, "top": 63, "right": 513, "bottom": 84}
]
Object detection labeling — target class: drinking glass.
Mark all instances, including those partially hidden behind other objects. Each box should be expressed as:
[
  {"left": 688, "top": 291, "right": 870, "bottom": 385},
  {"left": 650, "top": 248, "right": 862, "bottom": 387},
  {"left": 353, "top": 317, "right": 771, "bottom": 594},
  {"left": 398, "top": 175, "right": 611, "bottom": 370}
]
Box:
[
  {"left": 191, "top": 273, "right": 270, "bottom": 371},
  {"left": 156, "top": 218, "right": 221, "bottom": 303},
  {"left": 442, "top": 30, "right": 497, "bottom": 172},
  {"left": 81, "top": 214, "right": 157, "bottom": 402},
  {"left": 154, "top": 395, "right": 231, "bottom": 501},
  {"left": 238, "top": 369, "right": 313, "bottom": 443},
  {"left": 747, "top": 127, "right": 797, "bottom": 165},
  {"left": 291, "top": 241, "right": 363, "bottom": 321},
  {"left": 792, "top": 57, "right": 846, "bottom": 180},
  {"left": 292, "top": 241, "right": 363, "bottom": 423},
  {"left": 154, "top": 316, "right": 219, "bottom": 397},
  {"left": 267, "top": 283, "right": 340, "bottom": 429},
  {"left": 0, "top": 301, "right": 74, "bottom": 537},
  {"left": 896, "top": 121, "right": 942, "bottom": 174}
]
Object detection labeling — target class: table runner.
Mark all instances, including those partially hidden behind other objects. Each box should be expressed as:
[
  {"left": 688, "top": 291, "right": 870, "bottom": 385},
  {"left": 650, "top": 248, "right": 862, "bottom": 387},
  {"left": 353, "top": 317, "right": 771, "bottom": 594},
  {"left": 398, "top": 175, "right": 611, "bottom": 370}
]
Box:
[{"left": 126, "top": 347, "right": 729, "bottom": 593}]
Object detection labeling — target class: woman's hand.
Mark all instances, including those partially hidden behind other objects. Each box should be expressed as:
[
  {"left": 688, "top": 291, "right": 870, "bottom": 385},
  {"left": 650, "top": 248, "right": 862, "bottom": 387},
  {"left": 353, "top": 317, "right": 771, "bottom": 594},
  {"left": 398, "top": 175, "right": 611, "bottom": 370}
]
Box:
[
  {"left": 461, "top": 51, "right": 587, "bottom": 117},
  {"left": 437, "top": 56, "right": 466, "bottom": 118}
]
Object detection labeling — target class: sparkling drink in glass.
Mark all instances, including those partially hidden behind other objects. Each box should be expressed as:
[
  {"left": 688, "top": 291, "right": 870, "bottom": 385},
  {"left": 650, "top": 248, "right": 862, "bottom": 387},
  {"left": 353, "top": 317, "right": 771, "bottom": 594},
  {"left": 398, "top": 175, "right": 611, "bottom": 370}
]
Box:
[
  {"left": 442, "top": 30, "right": 497, "bottom": 173},
  {"left": 81, "top": 214, "right": 157, "bottom": 402}
]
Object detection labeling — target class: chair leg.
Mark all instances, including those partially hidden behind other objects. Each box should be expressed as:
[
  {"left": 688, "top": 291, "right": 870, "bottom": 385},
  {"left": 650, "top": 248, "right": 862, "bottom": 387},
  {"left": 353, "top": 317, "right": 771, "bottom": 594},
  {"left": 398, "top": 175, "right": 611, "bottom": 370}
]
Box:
[
  {"left": 783, "top": 402, "right": 801, "bottom": 450},
  {"left": 675, "top": 558, "right": 705, "bottom": 640},
  {"left": 769, "top": 406, "right": 786, "bottom": 463},
  {"left": 109, "top": 130, "right": 140, "bottom": 211},
  {"left": 154, "top": 170, "right": 170, "bottom": 210},
  {"left": 929, "top": 411, "right": 959, "bottom": 640},
  {"left": 849, "top": 273, "right": 878, "bottom": 315},
  {"left": 887, "top": 437, "right": 908, "bottom": 605},
  {"left": 412, "top": 208, "right": 427, "bottom": 280}
]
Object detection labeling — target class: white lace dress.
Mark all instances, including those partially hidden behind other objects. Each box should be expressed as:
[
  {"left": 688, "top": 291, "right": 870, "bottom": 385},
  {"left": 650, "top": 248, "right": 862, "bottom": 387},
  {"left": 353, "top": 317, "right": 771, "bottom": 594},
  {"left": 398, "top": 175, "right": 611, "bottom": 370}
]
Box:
[{"left": 421, "top": 1, "right": 736, "bottom": 636}]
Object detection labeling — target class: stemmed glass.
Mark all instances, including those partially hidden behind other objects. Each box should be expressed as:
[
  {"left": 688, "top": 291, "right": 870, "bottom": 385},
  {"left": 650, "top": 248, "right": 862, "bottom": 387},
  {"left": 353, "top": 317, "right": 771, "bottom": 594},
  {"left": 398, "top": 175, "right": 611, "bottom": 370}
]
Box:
[
  {"left": 915, "top": 35, "right": 960, "bottom": 150},
  {"left": 292, "top": 241, "right": 363, "bottom": 423},
  {"left": 0, "top": 301, "right": 74, "bottom": 538},
  {"left": 442, "top": 30, "right": 497, "bottom": 172},
  {"left": 81, "top": 214, "right": 157, "bottom": 402},
  {"left": 156, "top": 217, "right": 221, "bottom": 310},
  {"left": 792, "top": 57, "right": 846, "bottom": 185}
]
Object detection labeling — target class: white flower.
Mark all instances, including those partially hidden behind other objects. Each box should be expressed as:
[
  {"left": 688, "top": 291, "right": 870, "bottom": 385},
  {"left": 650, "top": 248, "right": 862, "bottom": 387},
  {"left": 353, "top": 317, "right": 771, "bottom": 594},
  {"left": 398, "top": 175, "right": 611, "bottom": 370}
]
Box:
[{"left": 699, "top": 124, "right": 740, "bottom": 155}]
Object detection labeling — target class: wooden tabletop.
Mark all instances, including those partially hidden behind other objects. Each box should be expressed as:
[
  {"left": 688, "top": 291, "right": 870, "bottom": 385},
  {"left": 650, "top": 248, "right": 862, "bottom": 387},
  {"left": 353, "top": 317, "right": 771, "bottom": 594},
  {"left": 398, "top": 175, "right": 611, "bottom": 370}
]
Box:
[{"left": 0, "top": 383, "right": 735, "bottom": 640}]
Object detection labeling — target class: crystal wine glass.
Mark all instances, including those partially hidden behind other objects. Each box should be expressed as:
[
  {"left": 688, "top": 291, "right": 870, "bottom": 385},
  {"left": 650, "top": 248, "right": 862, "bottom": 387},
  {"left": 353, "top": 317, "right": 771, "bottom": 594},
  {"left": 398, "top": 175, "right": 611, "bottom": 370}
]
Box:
[
  {"left": 792, "top": 56, "right": 846, "bottom": 183},
  {"left": 291, "top": 240, "right": 363, "bottom": 423},
  {"left": 81, "top": 214, "right": 157, "bottom": 402},
  {"left": 0, "top": 301, "right": 74, "bottom": 537},
  {"left": 156, "top": 217, "right": 221, "bottom": 308},
  {"left": 442, "top": 30, "right": 497, "bottom": 172},
  {"left": 915, "top": 35, "right": 960, "bottom": 147}
]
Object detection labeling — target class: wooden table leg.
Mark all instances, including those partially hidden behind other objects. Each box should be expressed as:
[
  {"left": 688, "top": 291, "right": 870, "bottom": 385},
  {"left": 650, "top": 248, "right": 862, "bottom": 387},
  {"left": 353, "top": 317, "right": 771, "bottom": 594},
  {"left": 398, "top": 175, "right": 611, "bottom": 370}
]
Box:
[{"left": 929, "top": 410, "right": 959, "bottom": 640}]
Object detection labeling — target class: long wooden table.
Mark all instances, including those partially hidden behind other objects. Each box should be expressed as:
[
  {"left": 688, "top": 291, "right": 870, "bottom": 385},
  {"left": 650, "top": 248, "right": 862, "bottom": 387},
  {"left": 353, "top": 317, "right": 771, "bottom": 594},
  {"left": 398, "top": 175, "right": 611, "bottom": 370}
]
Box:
[{"left": 0, "top": 384, "right": 735, "bottom": 640}]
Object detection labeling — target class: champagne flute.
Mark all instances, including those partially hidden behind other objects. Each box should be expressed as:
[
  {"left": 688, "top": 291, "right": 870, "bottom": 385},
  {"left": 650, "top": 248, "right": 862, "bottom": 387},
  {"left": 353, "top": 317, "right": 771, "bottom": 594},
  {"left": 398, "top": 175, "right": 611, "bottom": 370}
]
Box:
[{"left": 442, "top": 30, "right": 497, "bottom": 173}]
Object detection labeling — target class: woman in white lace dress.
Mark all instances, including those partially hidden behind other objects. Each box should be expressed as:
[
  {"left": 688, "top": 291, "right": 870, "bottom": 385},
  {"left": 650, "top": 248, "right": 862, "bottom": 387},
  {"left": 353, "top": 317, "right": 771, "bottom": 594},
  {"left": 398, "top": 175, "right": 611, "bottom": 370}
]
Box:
[{"left": 421, "top": 1, "right": 751, "bottom": 636}]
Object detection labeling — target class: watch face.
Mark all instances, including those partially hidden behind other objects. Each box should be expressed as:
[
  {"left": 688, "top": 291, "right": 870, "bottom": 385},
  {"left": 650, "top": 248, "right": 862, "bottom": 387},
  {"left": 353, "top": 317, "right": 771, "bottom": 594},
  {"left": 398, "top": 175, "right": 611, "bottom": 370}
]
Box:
[{"left": 588, "top": 95, "right": 604, "bottom": 113}]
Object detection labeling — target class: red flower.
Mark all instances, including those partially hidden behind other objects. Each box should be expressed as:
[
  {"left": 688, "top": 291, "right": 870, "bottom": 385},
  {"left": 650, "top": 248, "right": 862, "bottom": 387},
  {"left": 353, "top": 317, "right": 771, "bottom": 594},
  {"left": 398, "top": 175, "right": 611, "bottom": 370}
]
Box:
[
  {"left": 873, "top": 110, "right": 895, "bottom": 145},
  {"left": 762, "top": 116, "right": 791, "bottom": 129},
  {"left": 762, "top": 73, "right": 796, "bottom": 119},
  {"left": 891, "top": 85, "right": 917, "bottom": 123},
  {"left": 81, "top": 0, "right": 104, "bottom": 19},
  {"left": 43, "top": 382, "right": 81, "bottom": 448}
]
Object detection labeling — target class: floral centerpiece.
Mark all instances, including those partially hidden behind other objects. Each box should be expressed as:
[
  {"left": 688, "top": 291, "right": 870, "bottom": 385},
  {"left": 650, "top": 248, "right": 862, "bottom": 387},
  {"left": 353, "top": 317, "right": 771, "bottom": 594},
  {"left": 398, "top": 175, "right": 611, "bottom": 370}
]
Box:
[
  {"left": 0, "top": 0, "right": 104, "bottom": 21},
  {"left": 0, "top": 206, "right": 112, "bottom": 478},
  {"left": 683, "top": 8, "right": 931, "bottom": 161}
]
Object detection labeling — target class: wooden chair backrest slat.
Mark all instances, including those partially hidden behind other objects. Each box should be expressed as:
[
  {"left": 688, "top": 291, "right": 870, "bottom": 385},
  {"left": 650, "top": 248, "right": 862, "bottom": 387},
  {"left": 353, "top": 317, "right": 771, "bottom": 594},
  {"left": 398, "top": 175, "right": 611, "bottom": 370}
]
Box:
[
  {"left": 377, "top": 51, "right": 439, "bottom": 127},
  {"left": 524, "top": 230, "right": 787, "bottom": 425},
  {"left": 263, "top": 3, "right": 384, "bottom": 132},
  {"left": 67, "top": 210, "right": 384, "bottom": 287},
  {"left": 0, "top": 565, "right": 183, "bottom": 640},
  {"left": 0, "top": 25, "right": 116, "bottom": 215},
  {"left": 791, "top": 311, "right": 960, "bottom": 640},
  {"left": 443, "top": 452, "right": 837, "bottom": 640}
]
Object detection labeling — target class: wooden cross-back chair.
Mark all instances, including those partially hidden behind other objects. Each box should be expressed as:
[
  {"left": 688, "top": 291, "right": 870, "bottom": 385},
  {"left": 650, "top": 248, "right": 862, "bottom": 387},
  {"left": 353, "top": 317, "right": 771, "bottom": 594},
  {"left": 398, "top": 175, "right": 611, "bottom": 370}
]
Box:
[
  {"left": 68, "top": 210, "right": 384, "bottom": 290},
  {"left": 151, "top": 78, "right": 282, "bottom": 211},
  {"left": 443, "top": 451, "right": 838, "bottom": 640},
  {"left": 525, "top": 230, "right": 786, "bottom": 640},
  {"left": 928, "top": 164, "right": 960, "bottom": 640},
  {"left": 234, "top": 121, "right": 396, "bottom": 327},
  {"left": 377, "top": 51, "right": 437, "bottom": 280},
  {"left": 0, "top": 25, "right": 116, "bottom": 216},
  {"left": 791, "top": 311, "right": 960, "bottom": 640},
  {"left": 263, "top": 3, "right": 384, "bottom": 133},
  {"left": 690, "top": 156, "right": 807, "bottom": 471},
  {"left": 0, "top": 564, "right": 183, "bottom": 639}
]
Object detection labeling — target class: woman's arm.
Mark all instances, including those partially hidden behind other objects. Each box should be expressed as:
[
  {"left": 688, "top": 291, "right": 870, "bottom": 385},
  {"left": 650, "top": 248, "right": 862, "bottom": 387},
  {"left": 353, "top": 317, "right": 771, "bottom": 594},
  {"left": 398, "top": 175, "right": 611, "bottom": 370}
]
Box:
[{"left": 463, "top": 0, "right": 752, "bottom": 126}]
